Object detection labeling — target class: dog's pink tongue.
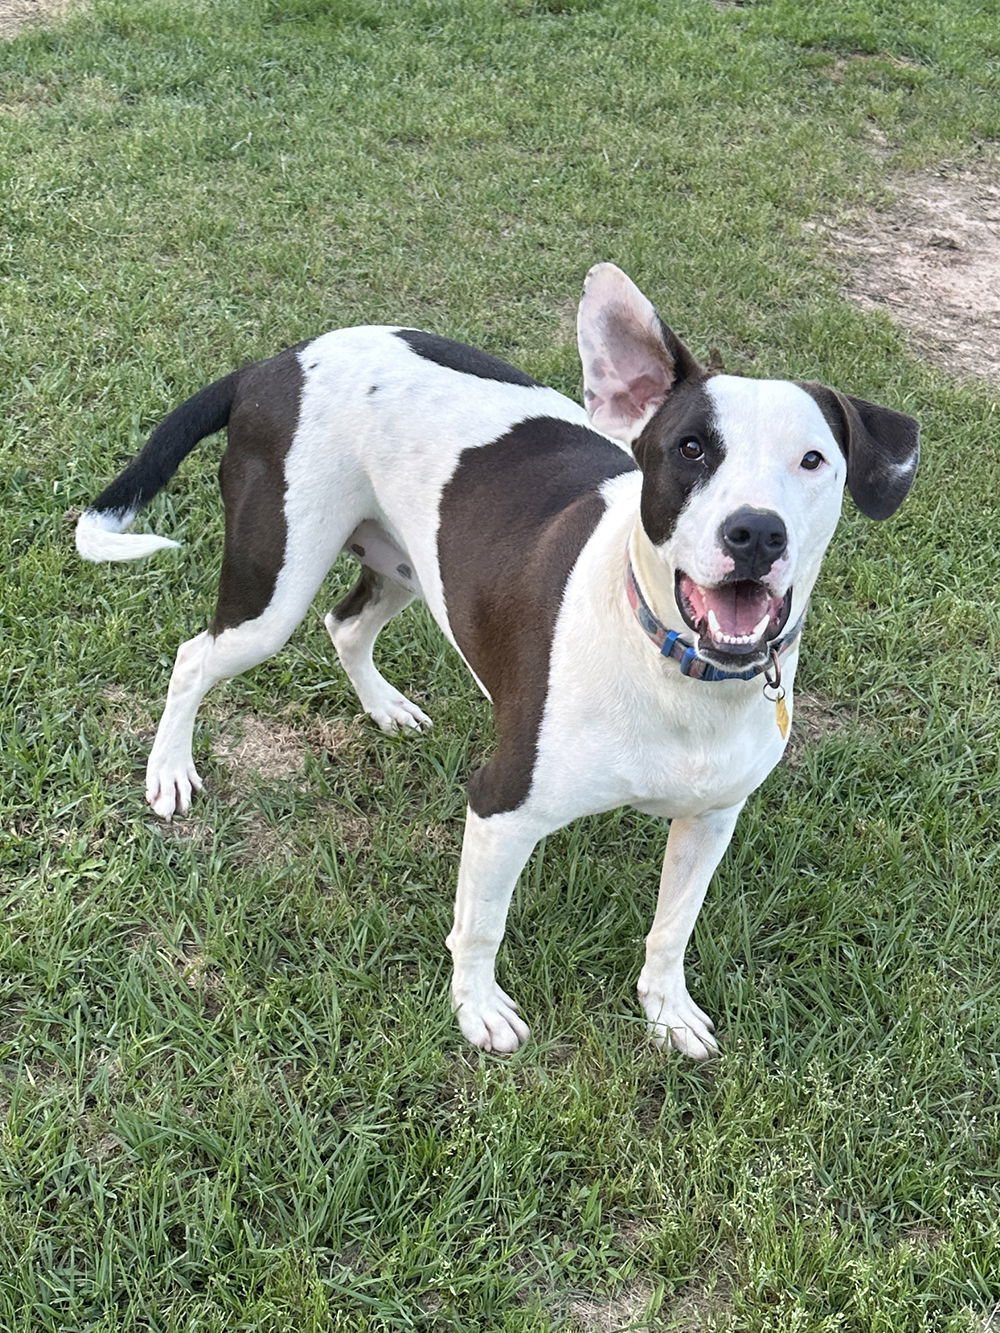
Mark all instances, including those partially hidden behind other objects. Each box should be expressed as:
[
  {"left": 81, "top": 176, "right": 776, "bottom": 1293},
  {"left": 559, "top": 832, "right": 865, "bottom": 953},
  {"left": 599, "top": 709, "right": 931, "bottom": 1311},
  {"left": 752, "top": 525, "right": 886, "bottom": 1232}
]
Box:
[{"left": 702, "top": 582, "right": 770, "bottom": 637}]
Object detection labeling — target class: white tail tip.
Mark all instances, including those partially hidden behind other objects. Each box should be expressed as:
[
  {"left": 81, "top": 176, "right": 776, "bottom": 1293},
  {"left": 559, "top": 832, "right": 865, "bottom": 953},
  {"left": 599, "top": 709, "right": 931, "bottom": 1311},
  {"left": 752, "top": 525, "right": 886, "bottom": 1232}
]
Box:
[{"left": 75, "top": 509, "right": 181, "bottom": 563}]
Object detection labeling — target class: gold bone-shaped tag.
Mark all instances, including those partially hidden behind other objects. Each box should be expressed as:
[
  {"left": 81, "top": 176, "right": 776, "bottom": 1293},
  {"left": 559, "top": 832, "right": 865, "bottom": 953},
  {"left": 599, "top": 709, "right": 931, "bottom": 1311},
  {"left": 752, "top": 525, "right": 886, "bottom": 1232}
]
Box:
[{"left": 775, "top": 694, "right": 790, "bottom": 739}]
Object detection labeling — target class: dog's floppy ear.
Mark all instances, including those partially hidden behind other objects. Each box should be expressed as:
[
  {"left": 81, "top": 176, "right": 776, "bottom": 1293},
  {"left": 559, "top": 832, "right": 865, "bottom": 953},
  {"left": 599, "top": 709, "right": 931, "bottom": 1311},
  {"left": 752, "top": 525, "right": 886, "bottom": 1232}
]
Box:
[
  {"left": 801, "top": 383, "right": 920, "bottom": 520},
  {"left": 577, "top": 263, "right": 703, "bottom": 444}
]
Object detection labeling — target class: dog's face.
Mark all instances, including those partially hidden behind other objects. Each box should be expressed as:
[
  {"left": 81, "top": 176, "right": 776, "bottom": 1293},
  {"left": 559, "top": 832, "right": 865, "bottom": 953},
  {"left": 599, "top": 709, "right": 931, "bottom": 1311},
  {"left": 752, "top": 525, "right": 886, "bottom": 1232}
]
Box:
[{"left": 578, "top": 264, "right": 920, "bottom": 669}]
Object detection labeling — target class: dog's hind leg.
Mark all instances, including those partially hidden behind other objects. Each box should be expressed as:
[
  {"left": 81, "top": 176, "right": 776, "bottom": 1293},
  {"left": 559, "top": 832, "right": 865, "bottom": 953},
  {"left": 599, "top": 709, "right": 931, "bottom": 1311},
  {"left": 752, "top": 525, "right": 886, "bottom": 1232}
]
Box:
[
  {"left": 145, "top": 429, "right": 351, "bottom": 819},
  {"left": 146, "top": 566, "right": 337, "bottom": 819},
  {"left": 324, "top": 568, "right": 432, "bottom": 733},
  {"left": 145, "top": 607, "right": 315, "bottom": 820}
]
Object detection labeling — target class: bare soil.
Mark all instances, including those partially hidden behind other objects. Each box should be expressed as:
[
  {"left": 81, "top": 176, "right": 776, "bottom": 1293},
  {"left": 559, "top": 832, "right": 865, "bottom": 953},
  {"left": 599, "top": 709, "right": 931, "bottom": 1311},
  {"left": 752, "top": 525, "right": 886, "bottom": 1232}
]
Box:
[
  {"left": 0, "top": 0, "right": 73, "bottom": 38},
  {"left": 828, "top": 160, "right": 1000, "bottom": 384}
]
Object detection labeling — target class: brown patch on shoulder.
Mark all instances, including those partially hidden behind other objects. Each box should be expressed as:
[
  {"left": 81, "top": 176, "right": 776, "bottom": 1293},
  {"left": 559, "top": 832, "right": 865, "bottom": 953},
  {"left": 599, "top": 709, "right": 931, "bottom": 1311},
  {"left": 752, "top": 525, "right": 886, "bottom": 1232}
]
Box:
[
  {"left": 438, "top": 417, "right": 635, "bottom": 816},
  {"left": 825, "top": 160, "right": 1000, "bottom": 384}
]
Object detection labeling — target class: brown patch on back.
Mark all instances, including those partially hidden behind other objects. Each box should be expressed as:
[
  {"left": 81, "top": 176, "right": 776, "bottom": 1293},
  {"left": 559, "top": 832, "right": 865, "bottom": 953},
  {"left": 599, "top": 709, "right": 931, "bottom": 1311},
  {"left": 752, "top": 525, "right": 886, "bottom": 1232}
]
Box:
[
  {"left": 825, "top": 160, "right": 1000, "bottom": 383},
  {"left": 211, "top": 346, "right": 305, "bottom": 633}
]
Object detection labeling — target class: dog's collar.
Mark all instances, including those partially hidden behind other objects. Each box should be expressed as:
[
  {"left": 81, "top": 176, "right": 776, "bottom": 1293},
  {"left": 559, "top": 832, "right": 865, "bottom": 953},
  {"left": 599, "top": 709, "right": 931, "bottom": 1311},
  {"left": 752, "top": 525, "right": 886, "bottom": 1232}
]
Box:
[{"left": 624, "top": 552, "right": 805, "bottom": 682}]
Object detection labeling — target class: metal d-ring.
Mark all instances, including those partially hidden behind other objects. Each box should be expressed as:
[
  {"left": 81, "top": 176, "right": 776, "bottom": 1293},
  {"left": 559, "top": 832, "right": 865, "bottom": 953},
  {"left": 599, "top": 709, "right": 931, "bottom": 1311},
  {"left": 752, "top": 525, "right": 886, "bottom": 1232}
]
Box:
[{"left": 762, "top": 648, "right": 783, "bottom": 699}]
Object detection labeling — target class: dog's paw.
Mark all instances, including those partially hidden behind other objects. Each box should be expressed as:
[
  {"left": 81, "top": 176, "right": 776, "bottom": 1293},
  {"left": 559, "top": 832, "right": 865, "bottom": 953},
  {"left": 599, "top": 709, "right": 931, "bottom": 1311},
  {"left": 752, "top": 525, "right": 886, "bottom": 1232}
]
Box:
[
  {"left": 368, "top": 694, "right": 433, "bottom": 734},
  {"left": 453, "top": 983, "right": 530, "bottom": 1054},
  {"left": 638, "top": 973, "right": 718, "bottom": 1060},
  {"left": 145, "top": 758, "right": 203, "bottom": 820}
]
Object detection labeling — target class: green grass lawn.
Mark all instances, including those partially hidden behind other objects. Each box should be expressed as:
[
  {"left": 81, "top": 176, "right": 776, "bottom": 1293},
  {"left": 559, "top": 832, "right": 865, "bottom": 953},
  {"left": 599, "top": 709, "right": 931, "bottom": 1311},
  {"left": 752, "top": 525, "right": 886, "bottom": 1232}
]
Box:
[{"left": 2, "top": 0, "right": 999, "bottom": 1328}]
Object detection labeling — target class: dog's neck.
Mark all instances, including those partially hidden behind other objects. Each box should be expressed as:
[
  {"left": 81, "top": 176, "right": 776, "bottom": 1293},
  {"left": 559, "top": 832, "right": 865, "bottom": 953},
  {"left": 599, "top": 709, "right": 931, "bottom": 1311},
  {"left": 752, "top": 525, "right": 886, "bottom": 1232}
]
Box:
[{"left": 628, "top": 524, "right": 682, "bottom": 635}]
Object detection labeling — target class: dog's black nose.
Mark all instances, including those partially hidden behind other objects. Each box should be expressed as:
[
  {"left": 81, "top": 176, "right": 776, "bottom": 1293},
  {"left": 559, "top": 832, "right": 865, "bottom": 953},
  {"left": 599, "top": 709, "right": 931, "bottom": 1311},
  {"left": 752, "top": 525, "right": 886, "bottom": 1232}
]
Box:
[{"left": 720, "top": 507, "right": 788, "bottom": 578}]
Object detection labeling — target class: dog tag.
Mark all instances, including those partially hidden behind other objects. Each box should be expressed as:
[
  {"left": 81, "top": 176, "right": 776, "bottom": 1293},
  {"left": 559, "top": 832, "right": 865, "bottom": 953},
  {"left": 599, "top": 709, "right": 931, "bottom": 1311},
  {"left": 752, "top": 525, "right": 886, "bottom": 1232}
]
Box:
[{"left": 775, "top": 693, "right": 790, "bottom": 739}]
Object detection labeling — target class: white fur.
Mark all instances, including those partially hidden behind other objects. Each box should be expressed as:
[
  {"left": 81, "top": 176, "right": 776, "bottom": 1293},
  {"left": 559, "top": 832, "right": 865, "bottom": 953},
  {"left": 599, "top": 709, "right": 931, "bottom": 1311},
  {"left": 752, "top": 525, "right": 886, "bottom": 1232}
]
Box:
[{"left": 76, "top": 508, "right": 180, "bottom": 561}]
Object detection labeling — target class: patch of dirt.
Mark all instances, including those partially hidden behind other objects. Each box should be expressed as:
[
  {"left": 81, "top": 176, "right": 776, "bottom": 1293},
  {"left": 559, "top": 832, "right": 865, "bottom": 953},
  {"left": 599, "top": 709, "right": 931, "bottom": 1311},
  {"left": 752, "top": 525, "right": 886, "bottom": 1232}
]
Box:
[
  {"left": 826, "top": 52, "right": 920, "bottom": 84},
  {"left": 783, "top": 689, "right": 852, "bottom": 766},
  {"left": 567, "top": 1279, "right": 658, "bottom": 1333},
  {"left": 216, "top": 714, "right": 308, "bottom": 780},
  {"left": 828, "top": 160, "right": 1000, "bottom": 383},
  {"left": 215, "top": 709, "right": 356, "bottom": 781},
  {"left": 667, "top": 1269, "right": 734, "bottom": 1331},
  {"left": 0, "top": 0, "right": 74, "bottom": 38}
]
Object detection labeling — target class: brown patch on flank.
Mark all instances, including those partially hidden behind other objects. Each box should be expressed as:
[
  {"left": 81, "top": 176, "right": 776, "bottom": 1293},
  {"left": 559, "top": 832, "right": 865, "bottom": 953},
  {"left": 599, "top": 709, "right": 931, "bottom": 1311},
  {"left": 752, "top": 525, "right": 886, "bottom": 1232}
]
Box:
[
  {"left": 827, "top": 161, "right": 1000, "bottom": 383},
  {"left": 0, "top": 0, "right": 75, "bottom": 38},
  {"left": 567, "top": 1278, "right": 658, "bottom": 1332},
  {"left": 211, "top": 347, "right": 305, "bottom": 634}
]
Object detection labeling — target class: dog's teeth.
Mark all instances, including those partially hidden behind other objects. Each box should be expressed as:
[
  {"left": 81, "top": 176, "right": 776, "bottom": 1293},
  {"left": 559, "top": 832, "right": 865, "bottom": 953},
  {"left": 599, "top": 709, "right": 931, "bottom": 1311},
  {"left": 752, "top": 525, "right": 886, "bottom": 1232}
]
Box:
[{"left": 707, "top": 608, "right": 772, "bottom": 648}]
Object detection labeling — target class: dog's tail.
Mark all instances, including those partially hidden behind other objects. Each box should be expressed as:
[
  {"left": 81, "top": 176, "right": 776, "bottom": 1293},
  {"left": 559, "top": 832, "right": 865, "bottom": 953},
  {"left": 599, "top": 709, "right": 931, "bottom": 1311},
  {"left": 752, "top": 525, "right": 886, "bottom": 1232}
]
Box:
[{"left": 75, "top": 370, "right": 241, "bottom": 562}]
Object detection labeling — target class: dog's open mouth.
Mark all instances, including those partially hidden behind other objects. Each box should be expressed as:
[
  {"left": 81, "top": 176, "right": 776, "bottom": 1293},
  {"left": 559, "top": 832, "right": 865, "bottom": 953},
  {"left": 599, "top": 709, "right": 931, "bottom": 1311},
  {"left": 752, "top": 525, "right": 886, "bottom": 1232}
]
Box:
[{"left": 675, "top": 571, "right": 792, "bottom": 664}]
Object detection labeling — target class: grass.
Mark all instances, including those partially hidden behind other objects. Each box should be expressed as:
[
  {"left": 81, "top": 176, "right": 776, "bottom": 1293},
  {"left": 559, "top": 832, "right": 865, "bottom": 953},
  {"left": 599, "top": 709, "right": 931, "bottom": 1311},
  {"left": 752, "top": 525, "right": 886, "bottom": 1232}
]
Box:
[{"left": 2, "top": 0, "right": 999, "bottom": 1328}]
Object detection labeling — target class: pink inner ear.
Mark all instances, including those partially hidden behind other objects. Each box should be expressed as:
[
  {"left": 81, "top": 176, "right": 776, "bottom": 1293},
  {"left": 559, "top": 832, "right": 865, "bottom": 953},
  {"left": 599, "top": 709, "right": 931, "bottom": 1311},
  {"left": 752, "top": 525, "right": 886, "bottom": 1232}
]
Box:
[
  {"left": 628, "top": 370, "right": 670, "bottom": 412},
  {"left": 578, "top": 264, "right": 683, "bottom": 441},
  {"left": 586, "top": 359, "right": 671, "bottom": 435}
]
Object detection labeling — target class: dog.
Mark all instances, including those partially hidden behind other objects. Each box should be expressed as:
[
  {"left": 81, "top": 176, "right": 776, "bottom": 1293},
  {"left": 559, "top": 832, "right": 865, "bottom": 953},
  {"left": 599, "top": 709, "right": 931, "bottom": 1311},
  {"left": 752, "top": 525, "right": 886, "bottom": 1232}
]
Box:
[{"left": 76, "top": 264, "right": 919, "bottom": 1057}]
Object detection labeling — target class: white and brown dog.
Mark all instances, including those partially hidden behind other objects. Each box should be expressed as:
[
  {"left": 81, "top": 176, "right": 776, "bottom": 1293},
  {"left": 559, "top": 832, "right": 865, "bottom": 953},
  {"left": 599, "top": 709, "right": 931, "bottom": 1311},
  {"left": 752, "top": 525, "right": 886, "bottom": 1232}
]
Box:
[{"left": 77, "top": 265, "right": 919, "bottom": 1057}]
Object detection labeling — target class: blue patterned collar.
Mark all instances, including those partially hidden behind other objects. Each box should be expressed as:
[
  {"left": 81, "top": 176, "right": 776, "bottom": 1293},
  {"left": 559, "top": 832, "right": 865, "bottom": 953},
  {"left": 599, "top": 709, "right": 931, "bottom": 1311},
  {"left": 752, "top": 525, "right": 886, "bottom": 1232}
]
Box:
[{"left": 625, "top": 552, "right": 805, "bottom": 682}]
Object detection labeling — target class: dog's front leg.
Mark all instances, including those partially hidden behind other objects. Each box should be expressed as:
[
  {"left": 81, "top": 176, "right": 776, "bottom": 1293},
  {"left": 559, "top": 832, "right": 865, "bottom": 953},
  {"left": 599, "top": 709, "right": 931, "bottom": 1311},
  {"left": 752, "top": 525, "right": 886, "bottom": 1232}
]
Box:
[
  {"left": 447, "top": 809, "right": 543, "bottom": 1053},
  {"left": 638, "top": 802, "right": 744, "bottom": 1059}
]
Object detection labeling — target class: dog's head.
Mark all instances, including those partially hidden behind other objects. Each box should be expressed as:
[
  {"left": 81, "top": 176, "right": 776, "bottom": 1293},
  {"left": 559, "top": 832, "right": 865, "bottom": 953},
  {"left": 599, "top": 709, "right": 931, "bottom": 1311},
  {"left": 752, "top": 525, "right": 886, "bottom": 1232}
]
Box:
[{"left": 578, "top": 263, "right": 920, "bottom": 670}]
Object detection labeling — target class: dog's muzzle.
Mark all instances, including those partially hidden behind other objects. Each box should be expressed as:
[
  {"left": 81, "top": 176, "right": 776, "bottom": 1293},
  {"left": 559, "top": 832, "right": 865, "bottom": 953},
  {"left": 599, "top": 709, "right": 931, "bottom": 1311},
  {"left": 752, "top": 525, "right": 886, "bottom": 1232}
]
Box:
[{"left": 675, "top": 570, "right": 792, "bottom": 665}]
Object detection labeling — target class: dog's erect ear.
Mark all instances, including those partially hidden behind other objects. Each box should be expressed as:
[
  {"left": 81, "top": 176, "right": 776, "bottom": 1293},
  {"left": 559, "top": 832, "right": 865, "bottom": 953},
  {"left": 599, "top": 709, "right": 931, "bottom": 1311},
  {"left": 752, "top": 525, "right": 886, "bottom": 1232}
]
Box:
[
  {"left": 577, "top": 263, "right": 703, "bottom": 444},
  {"left": 800, "top": 383, "right": 920, "bottom": 520}
]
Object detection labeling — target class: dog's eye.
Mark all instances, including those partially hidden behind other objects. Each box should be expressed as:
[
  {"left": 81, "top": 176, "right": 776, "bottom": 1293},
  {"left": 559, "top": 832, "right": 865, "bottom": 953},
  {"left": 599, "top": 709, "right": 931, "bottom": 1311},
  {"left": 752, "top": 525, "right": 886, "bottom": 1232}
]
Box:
[
  {"left": 800, "top": 450, "right": 825, "bottom": 470},
  {"left": 678, "top": 438, "right": 704, "bottom": 461}
]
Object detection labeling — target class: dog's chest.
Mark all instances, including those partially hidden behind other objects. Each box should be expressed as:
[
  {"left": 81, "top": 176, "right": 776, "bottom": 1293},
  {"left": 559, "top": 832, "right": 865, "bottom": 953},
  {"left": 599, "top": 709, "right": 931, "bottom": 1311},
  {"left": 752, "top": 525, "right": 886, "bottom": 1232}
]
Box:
[{"left": 623, "top": 697, "right": 789, "bottom": 816}]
